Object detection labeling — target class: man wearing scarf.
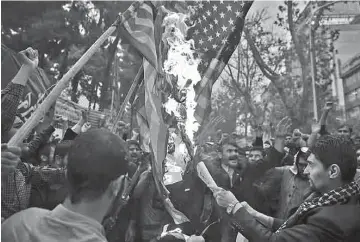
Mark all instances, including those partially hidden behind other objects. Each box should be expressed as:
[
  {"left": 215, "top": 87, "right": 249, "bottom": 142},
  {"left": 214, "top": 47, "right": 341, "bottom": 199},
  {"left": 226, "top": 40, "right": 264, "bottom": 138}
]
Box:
[{"left": 214, "top": 135, "right": 360, "bottom": 242}]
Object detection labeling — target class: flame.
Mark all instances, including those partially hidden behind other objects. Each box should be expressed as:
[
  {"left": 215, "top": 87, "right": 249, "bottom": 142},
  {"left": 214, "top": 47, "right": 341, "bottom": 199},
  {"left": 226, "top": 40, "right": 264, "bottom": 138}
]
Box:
[{"left": 162, "top": 10, "right": 201, "bottom": 144}]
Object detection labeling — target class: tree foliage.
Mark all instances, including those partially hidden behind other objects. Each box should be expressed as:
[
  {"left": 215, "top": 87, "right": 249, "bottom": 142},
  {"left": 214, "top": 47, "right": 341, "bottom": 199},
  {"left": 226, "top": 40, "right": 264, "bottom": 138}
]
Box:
[{"left": 1, "top": 1, "right": 142, "bottom": 110}]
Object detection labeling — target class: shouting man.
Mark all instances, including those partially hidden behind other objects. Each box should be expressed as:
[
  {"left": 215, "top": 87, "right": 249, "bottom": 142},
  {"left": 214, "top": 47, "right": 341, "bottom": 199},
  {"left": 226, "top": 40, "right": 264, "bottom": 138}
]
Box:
[{"left": 215, "top": 135, "right": 360, "bottom": 242}]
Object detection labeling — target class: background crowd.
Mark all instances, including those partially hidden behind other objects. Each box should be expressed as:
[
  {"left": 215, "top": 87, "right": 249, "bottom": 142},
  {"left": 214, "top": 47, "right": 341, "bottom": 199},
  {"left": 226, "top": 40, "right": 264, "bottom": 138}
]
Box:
[{"left": 1, "top": 47, "right": 360, "bottom": 242}]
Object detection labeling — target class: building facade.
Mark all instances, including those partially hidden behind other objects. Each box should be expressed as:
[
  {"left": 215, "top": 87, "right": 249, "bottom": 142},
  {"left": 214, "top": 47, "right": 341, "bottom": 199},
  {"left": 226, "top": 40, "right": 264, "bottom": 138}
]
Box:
[
  {"left": 295, "top": 1, "right": 360, "bottom": 121},
  {"left": 341, "top": 53, "right": 360, "bottom": 118}
]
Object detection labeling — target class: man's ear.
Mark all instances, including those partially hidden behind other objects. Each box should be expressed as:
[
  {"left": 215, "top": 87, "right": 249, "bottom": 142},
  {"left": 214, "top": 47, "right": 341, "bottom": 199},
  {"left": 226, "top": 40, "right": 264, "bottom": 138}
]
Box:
[{"left": 328, "top": 164, "right": 341, "bottom": 179}]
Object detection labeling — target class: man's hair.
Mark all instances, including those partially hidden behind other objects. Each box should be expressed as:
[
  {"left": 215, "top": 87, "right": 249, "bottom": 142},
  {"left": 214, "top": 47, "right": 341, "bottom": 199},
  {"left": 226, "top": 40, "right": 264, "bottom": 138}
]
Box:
[
  {"left": 250, "top": 146, "right": 265, "bottom": 157},
  {"left": 66, "top": 129, "right": 128, "bottom": 203},
  {"left": 218, "top": 136, "right": 245, "bottom": 155},
  {"left": 310, "top": 135, "right": 357, "bottom": 183},
  {"left": 54, "top": 140, "right": 73, "bottom": 157},
  {"left": 338, "top": 124, "right": 353, "bottom": 134}
]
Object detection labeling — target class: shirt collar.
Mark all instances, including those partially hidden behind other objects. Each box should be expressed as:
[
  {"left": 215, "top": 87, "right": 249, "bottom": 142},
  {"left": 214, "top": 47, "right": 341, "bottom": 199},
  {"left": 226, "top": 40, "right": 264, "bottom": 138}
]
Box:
[
  {"left": 51, "top": 204, "right": 105, "bottom": 235},
  {"left": 221, "top": 164, "right": 234, "bottom": 177}
]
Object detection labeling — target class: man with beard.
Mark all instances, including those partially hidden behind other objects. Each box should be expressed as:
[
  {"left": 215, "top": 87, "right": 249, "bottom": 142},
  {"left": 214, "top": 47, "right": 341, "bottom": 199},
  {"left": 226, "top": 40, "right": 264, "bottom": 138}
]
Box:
[
  {"left": 215, "top": 135, "right": 360, "bottom": 242},
  {"left": 258, "top": 147, "right": 310, "bottom": 219},
  {"left": 127, "top": 140, "right": 147, "bottom": 178},
  {"left": 202, "top": 117, "right": 291, "bottom": 242}
]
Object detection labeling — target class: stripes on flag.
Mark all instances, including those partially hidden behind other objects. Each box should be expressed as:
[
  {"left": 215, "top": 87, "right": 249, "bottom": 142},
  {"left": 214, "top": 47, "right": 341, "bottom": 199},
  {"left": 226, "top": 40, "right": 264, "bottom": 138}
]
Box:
[
  {"left": 123, "top": 2, "right": 189, "bottom": 224},
  {"left": 191, "top": 1, "right": 254, "bottom": 129},
  {"left": 194, "top": 58, "right": 226, "bottom": 126},
  {"left": 120, "top": 2, "right": 158, "bottom": 70}
]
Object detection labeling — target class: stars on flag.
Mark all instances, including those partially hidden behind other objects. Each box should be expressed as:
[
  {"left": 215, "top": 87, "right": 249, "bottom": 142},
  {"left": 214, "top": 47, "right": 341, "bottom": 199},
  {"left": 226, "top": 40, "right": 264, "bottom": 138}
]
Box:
[{"left": 189, "top": 0, "right": 246, "bottom": 61}]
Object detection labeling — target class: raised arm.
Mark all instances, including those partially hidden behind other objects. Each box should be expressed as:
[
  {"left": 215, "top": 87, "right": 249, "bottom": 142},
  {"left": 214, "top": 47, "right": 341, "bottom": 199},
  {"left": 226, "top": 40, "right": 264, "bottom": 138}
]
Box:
[
  {"left": 246, "top": 117, "right": 291, "bottom": 182},
  {"left": 1, "top": 48, "right": 38, "bottom": 138}
]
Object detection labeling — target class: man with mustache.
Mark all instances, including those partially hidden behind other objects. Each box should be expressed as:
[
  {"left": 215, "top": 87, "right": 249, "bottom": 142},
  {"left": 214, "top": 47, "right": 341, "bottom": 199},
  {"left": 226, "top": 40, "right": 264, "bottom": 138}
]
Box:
[
  {"left": 202, "top": 117, "right": 291, "bottom": 242},
  {"left": 215, "top": 135, "right": 360, "bottom": 242}
]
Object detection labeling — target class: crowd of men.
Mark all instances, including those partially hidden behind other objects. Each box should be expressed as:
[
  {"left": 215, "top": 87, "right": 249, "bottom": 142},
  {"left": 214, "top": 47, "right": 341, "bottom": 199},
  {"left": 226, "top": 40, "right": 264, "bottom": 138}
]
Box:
[{"left": 1, "top": 48, "right": 360, "bottom": 242}]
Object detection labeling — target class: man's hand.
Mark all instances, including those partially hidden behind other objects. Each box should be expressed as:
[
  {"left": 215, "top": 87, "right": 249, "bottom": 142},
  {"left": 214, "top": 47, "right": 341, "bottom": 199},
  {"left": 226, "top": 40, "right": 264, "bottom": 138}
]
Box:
[
  {"left": 1, "top": 144, "right": 21, "bottom": 177},
  {"left": 125, "top": 221, "right": 136, "bottom": 242},
  {"left": 19, "top": 47, "right": 39, "bottom": 70},
  {"left": 323, "top": 101, "right": 333, "bottom": 112},
  {"left": 274, "top": 117, "right": 292, "bottom": 138},
  {"left": 213, "top": 189, "right": 238, "bottom": 208},
  {"left": 81, "top": 122, "right": 91, "bottom": 133},
  {"left": 80, "top": 110, "right": 89, "bottom": 124}
]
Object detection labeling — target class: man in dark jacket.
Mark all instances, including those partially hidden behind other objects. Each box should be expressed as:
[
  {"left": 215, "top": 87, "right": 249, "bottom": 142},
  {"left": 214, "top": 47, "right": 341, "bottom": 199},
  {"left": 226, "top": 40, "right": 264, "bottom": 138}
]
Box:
[
  {"left": 201, "top": 117, "right": 291, "bottom": 242},
  {"left": 215, "top": 135, "right": 360, "bottom": 242}
]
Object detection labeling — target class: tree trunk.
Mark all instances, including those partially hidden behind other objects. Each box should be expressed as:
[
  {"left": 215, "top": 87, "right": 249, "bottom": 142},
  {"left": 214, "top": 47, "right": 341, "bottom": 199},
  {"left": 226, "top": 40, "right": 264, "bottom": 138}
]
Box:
[
  {"left": 93, "top": 84, "right": 98, "bottom": 110},
  {"left": 99, "top": 33, "right": 121, "bottom": 111},
  {"left": 71, "top": 71, "right": 82, "bottom": 103}
]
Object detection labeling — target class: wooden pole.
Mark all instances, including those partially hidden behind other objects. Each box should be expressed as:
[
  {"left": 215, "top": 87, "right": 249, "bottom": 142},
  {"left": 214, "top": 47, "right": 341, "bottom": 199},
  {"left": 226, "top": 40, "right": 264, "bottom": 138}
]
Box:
[
  {"left": 111, "top": 64, "right": 143, "bottom": 132},
  {"left": 8, "top": 1, "right": 144, "bottom": 146}
]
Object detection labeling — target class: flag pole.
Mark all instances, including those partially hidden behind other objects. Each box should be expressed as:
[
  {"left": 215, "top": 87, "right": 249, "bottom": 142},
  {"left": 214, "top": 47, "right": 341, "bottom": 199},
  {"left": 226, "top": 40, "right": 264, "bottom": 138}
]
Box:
[
  {"left": 8, "top": 1, "right": 144, "bottom": 146},
  {"left": 111, "top": 64, "right": 144, "bottom": 133}
]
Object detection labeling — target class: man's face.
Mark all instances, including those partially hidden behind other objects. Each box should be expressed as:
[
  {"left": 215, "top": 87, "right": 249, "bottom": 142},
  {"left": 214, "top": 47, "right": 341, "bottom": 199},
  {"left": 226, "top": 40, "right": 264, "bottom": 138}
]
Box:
[
  {"left": 354, "top": 137, "right": 360, "bottom": 146},
  {"left": 285, "top": 135, "right": 292, "bottom": 144},
  {"left": 128, "top": 144, "right": 141, "bottom": 162},
  {"left": 304, "top": 153, "right": 330, "bottom": 193},
  {"left": 248, "top": 150, "right": 263, "bottom": 164},
  {"left": 220, "top": 144, "right": 239, "bottom": 168},
  {"left": 337, "top": 126, "right": 350, "bottom": 137},
  {"left": 356, "top": 149, "right": 360, "bottom": 168},
  {"left": 297, "top": 156, "right": 308, "bottom": 178}
]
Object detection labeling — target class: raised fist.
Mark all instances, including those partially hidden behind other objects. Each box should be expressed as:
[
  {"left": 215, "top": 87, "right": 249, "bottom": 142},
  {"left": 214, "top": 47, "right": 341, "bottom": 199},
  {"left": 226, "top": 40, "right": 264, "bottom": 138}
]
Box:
[{"left": 19, "top": 47, "right": 39, "bottom": 70}]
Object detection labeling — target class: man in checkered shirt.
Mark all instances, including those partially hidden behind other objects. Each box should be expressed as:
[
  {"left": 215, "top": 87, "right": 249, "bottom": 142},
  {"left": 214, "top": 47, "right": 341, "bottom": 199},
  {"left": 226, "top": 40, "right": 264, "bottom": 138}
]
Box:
[{"left": 1, "top": 47, "right": 66, "bottom": 220}]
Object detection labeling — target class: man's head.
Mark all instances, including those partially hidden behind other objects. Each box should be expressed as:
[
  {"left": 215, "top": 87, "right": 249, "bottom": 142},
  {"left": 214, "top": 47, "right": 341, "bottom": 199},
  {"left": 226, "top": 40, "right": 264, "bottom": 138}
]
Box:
[
  {"left": 353, "top": 135, "right": 360, "bottom": 146},
  {"left": 356, "top": 146, "right": 360, "bottom": 168},
  {"left": 66, "top": 129, "right": 128, "bottom": 205},
  {"left": 337, "top": 125, "right": 352, "bottom": 137},
  {"left": 53, "top": 141, "right": 73, "bottom": 168},
  {"left": 295, "top": 147, "right": 310, "bottom": 178},
  {"left": 218, "top": 137, "right": 244, "bottom": 168},
  {"left": 248, "top": 147, "right": 264, "bottom": 164},
  {"left": 127, "top": 140, "right": 142, "bottom": 163},
  {"left": 285, "top": 133, "right": 292, "bottom": 145},
  {"left": 304, "top": 135, "right": 357, "bottom": 193}
]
